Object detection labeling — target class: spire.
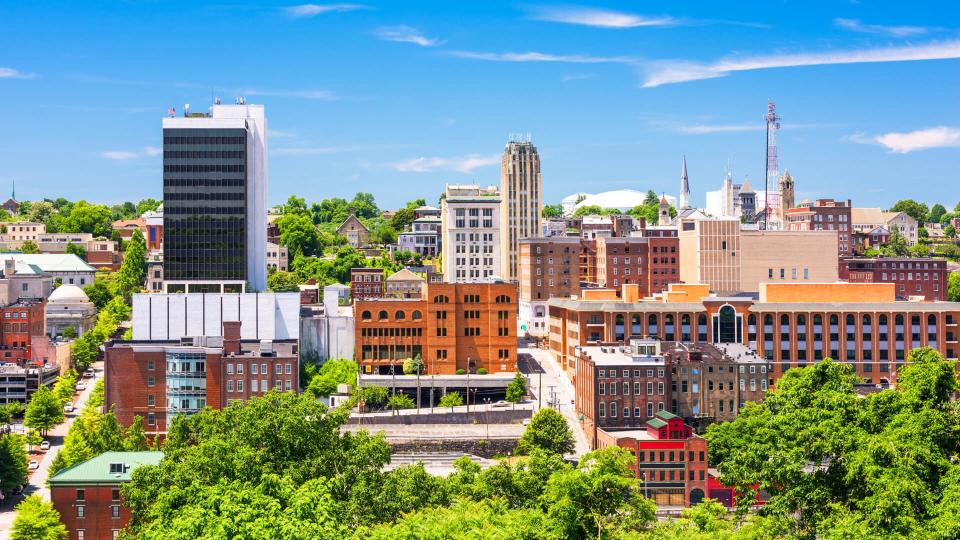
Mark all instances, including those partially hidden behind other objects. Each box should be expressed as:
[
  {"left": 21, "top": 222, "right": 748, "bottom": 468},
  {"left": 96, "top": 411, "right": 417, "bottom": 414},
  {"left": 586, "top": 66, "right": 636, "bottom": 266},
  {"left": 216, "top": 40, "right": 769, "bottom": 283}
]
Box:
[
  {"left": 679, "top": 155, "right": 691, "bottom": 209},
  {"left": 10, "top": 179, "right": 14, "bottom": 201}
]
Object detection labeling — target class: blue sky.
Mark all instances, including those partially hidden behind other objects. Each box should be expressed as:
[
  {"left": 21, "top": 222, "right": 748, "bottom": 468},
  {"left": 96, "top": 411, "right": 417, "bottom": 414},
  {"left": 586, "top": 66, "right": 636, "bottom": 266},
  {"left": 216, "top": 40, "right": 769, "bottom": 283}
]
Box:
[{"left": 2, "top": 1, "right": 959, "bottom": 209}]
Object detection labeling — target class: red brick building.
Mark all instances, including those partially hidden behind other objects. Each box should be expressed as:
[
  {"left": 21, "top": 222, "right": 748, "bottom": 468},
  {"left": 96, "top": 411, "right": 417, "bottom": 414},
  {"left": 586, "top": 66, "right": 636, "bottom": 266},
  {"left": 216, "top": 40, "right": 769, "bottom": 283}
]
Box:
[
  {"left": 351, "top": 267, "right": 384, "bottom": 300},
  {"left": 49, "top": 451, "right": 163, "bottom": 540},
  {"left": 104, "top": 321, "right": 298, "bottom": 434},
  {"left": 785, "top": 198, "right": 853, "bottom": 257},
  {"left": 840, "top": 257, "right": 948, "bottom": 301},
  {"left": 355, "top": 281, "right": 518, "bottom": 375},
  {"left": 0, "top": 300, "right": 45, "bottom": 363},
  {"left": 597, "top": 411, "right": 709, "bottom": 507}
]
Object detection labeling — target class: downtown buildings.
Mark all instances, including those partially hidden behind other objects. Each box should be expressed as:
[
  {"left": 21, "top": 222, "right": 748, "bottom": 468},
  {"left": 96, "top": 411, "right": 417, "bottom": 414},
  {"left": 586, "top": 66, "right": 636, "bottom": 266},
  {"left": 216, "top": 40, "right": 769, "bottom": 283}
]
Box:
[
  {"left": 500, "top": 139, "right": 542, "bottom": 282},
  {"left": 162, "top": 101, "right": 267, "bottom": 293},
  {"left": 441, "top": 184, "right": 502, "bottom": 282}
]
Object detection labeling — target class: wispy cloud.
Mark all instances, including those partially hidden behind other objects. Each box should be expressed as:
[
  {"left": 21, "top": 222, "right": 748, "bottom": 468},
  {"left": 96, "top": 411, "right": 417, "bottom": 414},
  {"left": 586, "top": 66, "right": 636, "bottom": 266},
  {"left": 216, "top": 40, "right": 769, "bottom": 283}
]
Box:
[
  {"left": 849, "top": 126, "right": 960, "bottom": 153},
  {"left": 284, "top": 3, "right": 369, "bottom": 18},
  {"left": 269, "top": 129, "right": 297, "bottom": 138},
  {"left": 562, "top": 73, "right": 594, "bottom": 82},
  {"left": 660, "top": 121, "right": 829, "bottom": 134},
  {"left": 101, "top": 147, "right": 162, "bottom": 160},
  {"left": 642, "top": 40, "right": 960, "bottom": 87},
  {"left": 834, "top": 18, "right": 934, "bottom": 37},
  {"left": 239, "top": 88, "right": 337, "bottom": 100},
  {"left": 376, "top": 25, "right": 442, "bottom": 47},
  {"left": 273, "top": 145, "right": 356, "bottom": 156},
  {"left": 449, "top": 50, "right": 637, "bottom": 64},
  {"left": 0, "top": 67, "right": 36, "bottom": 79},
  {"left": 392, "top": 154, "right": 499, "bottom": 173},
  {"left": 529, "top": 6, "right": 676, "bottom": 28}
]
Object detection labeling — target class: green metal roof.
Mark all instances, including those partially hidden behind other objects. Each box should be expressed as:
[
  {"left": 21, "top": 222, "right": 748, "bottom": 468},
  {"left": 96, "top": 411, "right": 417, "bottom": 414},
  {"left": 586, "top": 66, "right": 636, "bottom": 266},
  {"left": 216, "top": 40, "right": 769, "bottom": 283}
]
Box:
[
  {"left": 655, "top": 410, "right": 678, "bottom": 420},
  {"left": 48, "top": 451, "right": 163, "bottom": 486},
  {"left": 646, "top": 418, "right": 667, "bottom": 429}
]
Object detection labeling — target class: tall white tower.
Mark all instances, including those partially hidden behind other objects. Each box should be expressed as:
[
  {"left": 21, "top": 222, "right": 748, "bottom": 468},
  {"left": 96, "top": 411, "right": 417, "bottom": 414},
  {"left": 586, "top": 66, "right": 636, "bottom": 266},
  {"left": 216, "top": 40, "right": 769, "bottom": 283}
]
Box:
[{"left": 679, "top": 155, "right": 691, "bottom": 210}]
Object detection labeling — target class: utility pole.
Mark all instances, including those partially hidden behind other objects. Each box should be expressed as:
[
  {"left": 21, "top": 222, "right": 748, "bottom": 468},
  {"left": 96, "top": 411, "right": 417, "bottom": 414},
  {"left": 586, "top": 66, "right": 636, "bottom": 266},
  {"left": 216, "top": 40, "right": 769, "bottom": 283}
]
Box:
[{"left": 538, "top": 371, "right": 543, "bottom": 408}]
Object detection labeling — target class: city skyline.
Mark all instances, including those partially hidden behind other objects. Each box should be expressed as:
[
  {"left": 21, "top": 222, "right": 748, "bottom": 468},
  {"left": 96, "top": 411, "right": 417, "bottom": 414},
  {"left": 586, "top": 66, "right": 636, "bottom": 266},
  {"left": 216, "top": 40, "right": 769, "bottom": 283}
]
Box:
[{"left": 1, "top": 1, "right": 959, "bottom": 209}]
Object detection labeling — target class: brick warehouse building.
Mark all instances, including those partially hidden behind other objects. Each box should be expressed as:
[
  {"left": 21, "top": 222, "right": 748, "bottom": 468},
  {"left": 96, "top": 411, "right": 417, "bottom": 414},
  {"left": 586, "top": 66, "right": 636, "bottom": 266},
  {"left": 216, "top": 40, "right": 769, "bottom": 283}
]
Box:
[
  {"left": 105, "top": 321, "right": 298, "bottom": 434},
  {"left": 518, "top": 227, "right": 679, "bottom": 338},
  {"left": 785, "top": 198, "right": 853, "bottom": 257},
  {"left": 50, "top": 451, "right": 163, "bottom": 540},
  {"left": 1, "top": 300, "right": 45, "bottom": 363},
  {"left": 839, "top": 257, "right": 947, "bottom": 301},
  {"left": 574, "top": 339, "right": 768, "bottom": 447},
  {"left": 354, "top": 281, "right": 517, "bottom": 375},
  {"left": 550, "top": 282, "right": 960, "bottom": 385},
  {"left": 596, "top": 411, "right": 709, "bottom": 508}
]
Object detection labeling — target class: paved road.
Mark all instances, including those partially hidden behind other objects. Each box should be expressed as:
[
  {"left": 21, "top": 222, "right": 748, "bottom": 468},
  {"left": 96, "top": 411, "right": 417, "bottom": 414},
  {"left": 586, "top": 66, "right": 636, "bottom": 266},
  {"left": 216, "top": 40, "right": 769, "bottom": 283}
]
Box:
[
  {"left": 519, "top": 346, "right": 592, "bottom": 459},
  {"left": 0, "top": 362, "right": 102, "bottom": 538}
]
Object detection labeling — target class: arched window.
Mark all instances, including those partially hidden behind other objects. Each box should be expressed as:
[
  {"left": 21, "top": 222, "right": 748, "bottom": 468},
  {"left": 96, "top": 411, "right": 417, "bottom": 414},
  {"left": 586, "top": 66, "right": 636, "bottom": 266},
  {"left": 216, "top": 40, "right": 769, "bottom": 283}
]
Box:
[
  {"left": 631, "top": 314, "right": 642, "bottom": 336},
  {"left": 697, "top": 314, "right": 708, "bottom": 342},
  {"left": 681, "top": 314, "right": 691, "bottom": 341},
  {"left": 395, "top": 310, "right": 406, "bottom": 320},
  {"left": 747, "top": 314, "right": 757, "bottom": 344},
  {"left": 717, "top": 306, "right": 738, "bottom": 343},
  {"left": 648, "top": 314, "right": 659, "bottom": 337},
  {"left": 378, "top": 310, "right": 388, "bottom": 320},
  {"left": 495, "top": 295, "right": 511, "bottom": 304},
  {"left": 813, "top": 314, "right": 823, "bottom": 360},
  {"left": 412, "top": 310, "right": 422, "bottom": 320},
  {"left": 615, "top": 314, "right": 625, "bottom": 341},
  {"left": 361, "top": 310, "right": 372, "bottom": 321},
  {"left": 845, "top": 315, "right": 856, "bottom": 363},
  {"left": 433, "top": 295, "right": 449, "bottom": 304},
  {"left": 664, "top": 314, "right": 675, "bottom": 341},
  {"left": 927, "top": 314, "right": 937, "bottom": 345}
]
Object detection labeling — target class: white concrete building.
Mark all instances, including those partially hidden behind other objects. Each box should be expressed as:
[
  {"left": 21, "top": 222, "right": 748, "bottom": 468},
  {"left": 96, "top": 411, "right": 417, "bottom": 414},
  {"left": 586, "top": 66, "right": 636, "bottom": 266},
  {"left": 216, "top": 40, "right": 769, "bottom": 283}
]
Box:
[
  {"left": 266, "top": 242, "right": 289, "bottom": 272},
  {"left": 300, "top": 284, "right": 355, "bottom": 362},
  {"left": 397, "top": 216, "right": 441, "bottom": 258},
  {"left": 441, "top": 184, "right": 502, "bottom": 282},
  {"left": 131, "top": 292, "right": 299, "bottom": 341},
  {"left": 45, "top": 284, "right": 97, "bottom": 338},
  {"left": 0, "top": 222, "right": 45, "bottom": 242},
  {"left": 0, "top": 253, "right": 96, "bottom": 287}
]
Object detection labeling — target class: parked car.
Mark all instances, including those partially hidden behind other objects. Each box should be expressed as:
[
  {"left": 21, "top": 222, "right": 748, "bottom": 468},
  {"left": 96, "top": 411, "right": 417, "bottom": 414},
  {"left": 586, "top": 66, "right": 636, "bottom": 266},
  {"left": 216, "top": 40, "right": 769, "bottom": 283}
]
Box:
[
  {"left": 40, "top": 441, "right": 50, "bottom": 450},
  {"left": 64, "top": 403, "right": 74, "bottom": 413},
  {"left": 84, "top": 369, "right": 95, "bottom": 378},
  {"left": 491, "top": 400, "right": 511, "bottom": 408},
  {"left": 75, "top": 383, "right": 86, "bottom": 391},
  {"left": 28, "top": 461, "right": 38, "bottom": 470}
]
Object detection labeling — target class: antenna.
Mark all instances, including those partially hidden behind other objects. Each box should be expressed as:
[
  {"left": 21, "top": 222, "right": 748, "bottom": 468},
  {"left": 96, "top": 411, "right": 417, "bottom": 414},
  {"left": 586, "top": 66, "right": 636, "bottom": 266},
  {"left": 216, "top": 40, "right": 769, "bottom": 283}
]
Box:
[{"left": 762, "top": 100, "right": 782, "bottom": 231}]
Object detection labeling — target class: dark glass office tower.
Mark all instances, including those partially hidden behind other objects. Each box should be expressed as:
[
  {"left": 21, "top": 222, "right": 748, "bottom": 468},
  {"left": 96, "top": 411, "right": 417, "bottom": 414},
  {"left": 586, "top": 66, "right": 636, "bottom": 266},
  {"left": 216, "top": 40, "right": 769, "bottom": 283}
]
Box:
[{"left": 162, "top": 127, "right": 247, "bottom": 292}]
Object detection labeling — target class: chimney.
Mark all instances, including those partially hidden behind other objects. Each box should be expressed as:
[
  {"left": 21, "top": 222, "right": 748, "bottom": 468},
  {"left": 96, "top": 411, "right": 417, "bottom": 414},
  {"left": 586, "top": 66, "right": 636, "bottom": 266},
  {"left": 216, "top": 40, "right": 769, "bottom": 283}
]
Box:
[{"left": 222, "top": 321, "right": 241, "bottom": 356}]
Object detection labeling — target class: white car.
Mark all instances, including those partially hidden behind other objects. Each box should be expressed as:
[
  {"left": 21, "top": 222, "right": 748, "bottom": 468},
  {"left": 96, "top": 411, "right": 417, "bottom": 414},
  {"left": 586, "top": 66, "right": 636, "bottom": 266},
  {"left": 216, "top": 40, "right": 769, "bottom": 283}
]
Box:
[
  {"left": 28, "top": 461, "right": 39, "bottom": 470},
  {"left": 76, "top": 383, "right": 87, "bottom": 391},
  {"left": 84, "top": 369, "right": 95, "bottom": 378},
  {"left": 491, "top": 400, "right": 511, "bottom": 408},
  {"left": 40, "top": 441, "right": 50, "bottom": 450},
  {"left": 64, "top": 403, "right": 74, "bottom": 413}
]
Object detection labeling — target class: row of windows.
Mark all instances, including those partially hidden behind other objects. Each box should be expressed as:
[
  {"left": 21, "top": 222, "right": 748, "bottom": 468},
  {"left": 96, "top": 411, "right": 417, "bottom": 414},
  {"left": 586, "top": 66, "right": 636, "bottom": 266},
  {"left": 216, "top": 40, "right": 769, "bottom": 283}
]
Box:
[
  {"left": 225, "top": 362, "right": 293, "bottom": 375},
  {"left": 165, "top": 192, "right": 245, "bottom": 201},
  {"left": 163, "top": 164, "right": 245, "bottom": 172},
  {"left": 226, "top": 379, "right": 293, "bottom": 392},
  {"left": 360, "top": 310, "right": 423, "bottom": 321},
  {"left": 163, "top": 136, "right": 245, "bottom": 144},
  {"left": 163, "top": 206, "right": 246, "bottom": 215},
  {"left": 361, "top": 327, "right": 424, "bottom": 337},
  {"left": 431, "top": 295, "right": 513, "bottom": 304},
  {"left": 164, "top": 178, "right": 246, "bottom": 187},
  {"left": 164, "top": 150, "right": 244, "bottom": 158},
  {"left": 2, "top": 312, "right": 28, "bottom": 319}
]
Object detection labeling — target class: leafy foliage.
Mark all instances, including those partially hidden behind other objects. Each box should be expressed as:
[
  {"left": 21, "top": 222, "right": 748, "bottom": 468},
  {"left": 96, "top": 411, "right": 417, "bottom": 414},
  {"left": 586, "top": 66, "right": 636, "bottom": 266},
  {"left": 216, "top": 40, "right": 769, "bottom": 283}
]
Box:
[
  {"left": 0, "top": 433, "right": 28, "bottom": 495},
  {"left": 506, "top": 372, "right": 528, "bottom": 403},
  {"left": 949, "top": 272, "right": 960, "bottom": 302},
  {"left": 438, "top": 391, "right": 463, "bottom": 410},
  {"left": 889, "top": 199, "right": 929, "bottom": 223},
  {"left": 117, "top": 229, "right": 147, "bottom": 299},
  {"left": 516, "top": 408, "right": 575, "bottom": 456},
  {"left": 267, "top": 270, "right": 301, "bottom": 292},
  {"left": 387, "top": 393, "right": 415, "bottom": 411},
  {"left": 304, "top": 359, "right": 358, "bottom": 397},
  {"left": 24, "top": 385, "right": 64, "bottom": 437},
  {"left": 11, "top": 495, "right": 67, "bottom": 540},
  {"left": 542, "top": 203, "right": 564, "bottom": 218},
  {"left": 20, "top": 240, "right": 39, "bottom": 254}
]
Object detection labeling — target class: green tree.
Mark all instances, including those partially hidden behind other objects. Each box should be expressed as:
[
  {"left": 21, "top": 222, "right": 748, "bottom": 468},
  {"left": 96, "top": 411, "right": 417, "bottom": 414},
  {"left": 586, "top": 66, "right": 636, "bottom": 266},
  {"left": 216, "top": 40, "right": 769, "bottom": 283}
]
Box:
[
  {"left": 572, "top": 204, "right": 614, "bottom": 217},
  {"left": 505, "top": 372, "right": 527, "bottom": 403},
  {"left": 949, "top": 272, "right": 960, "bottom": 302},
  {"left": 23, "top": 200, "right": 57, "bottom": 226},
  {"left": 0, "top": 433, "right": 28, "bottom": 494},
  {"left": 541, "top": 204, "right": 563, "bottom": 218},
  {"left": 20, "top": 240, "right": 39, "bottom": 254},
  {"left": 84, "top": 279, "right": 115, "bottom": 311},
  {"left": 124, "top": 416, "right": 152, "bottom": 451},
  {"left": 11, "top": 495, "right": 67, "bottom": 540},
  {"left": 889, "top": 199, "right": 929, "bottom": 223},
  {"left": 65, "top": 242, "right": 86, "bottom": 261},
  {"left": 389, "top": 206, "right": 416, "bottom": 232},
  {"left": 71, "top": 334, "right": 99, "bottom": 372},
  {"left": 387, "top": 393, "right": 415, "bottom": 412},
  {"left": 0, "top": 402, "right": 23, "bottom": 426},
  {"left": 136, "top": 198, "right": 162, "bottom": 216},
  {"left": 515, "top": 408, "right": 574, "bottom": 456},
  {"left": 928, "top": 203, "right": 947, "bottom": 223},
  {"left": 885, "top": 227, "right": 909, "bottom": 256},
  {"left": 279, "top": 212, "right": 321, "bottom": 261},
  {"left": 61, "top": 326, "right": 77, "bottom": 339},
  {"left": 361, "top": 498, "right": 559, "bottom": 539},
  {"left": 360, "top": 386, "right": 389, "bottom": 410},
  {"left": 60, "top": 200, "right": 114, "bottom": 237},
  {"left": 402, "top": 355, "right": 424, "bottom": 375},
  {"left": 117, "top": 229, "right": 147, "bottom": 298},
  {"left": 24, "top": 385, "right": 64, "bottom": 437},
  {"left": 304, "top": 359, "right": 358, "bottom": 397},
  {"left": 350, "top": 192, "right": 380, "bottom": 220},
  {"left": 945, "top": 224, "right": 957, "bottom": 238},
  {"left": 370, "top": 221, "right": 397, "bottom": 245},
  {"left": 52, "top": 370, "right": 78, "bottom": 405},
  {"left": 267, "top": 270, "right": 301, "bottom": 292},
  {"left": 438, "top": 391, "right": 463, "bottom": 411}
]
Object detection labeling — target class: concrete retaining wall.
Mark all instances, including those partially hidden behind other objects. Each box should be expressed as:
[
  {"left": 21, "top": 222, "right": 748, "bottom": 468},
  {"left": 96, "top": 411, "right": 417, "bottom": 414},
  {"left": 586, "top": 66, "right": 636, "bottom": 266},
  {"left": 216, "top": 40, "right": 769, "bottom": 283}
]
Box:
[{"left": 348, "top": 408, "right": 531, "bottom": 425}]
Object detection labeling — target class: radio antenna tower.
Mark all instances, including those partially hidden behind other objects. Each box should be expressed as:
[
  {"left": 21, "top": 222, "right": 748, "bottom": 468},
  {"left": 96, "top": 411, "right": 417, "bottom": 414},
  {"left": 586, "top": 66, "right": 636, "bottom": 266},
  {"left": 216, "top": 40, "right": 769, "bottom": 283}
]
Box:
[{"left": 762, "top": 100, "right": 781, "bottom": 231}]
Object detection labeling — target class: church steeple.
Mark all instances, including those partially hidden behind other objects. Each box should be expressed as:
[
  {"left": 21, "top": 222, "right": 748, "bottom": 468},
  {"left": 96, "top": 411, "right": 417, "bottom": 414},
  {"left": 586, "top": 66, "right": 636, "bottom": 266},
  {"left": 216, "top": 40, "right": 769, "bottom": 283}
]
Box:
[
  {"left": 657, "top": 193, "right": 671, "bottom": 226},
  {"left": 679, "top": 155, "right": 691, "bottom": 210}
]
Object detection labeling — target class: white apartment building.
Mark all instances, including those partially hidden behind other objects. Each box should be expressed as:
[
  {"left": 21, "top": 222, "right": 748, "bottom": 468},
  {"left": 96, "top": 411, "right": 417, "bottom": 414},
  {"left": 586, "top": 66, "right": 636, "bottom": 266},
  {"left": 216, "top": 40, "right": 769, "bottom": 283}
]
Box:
[
  {"left": 0, "top": 222, "right": 45, "bottom": 242},
  {"left": 441, "top": 184, "right": 502, "bottom": 282}
]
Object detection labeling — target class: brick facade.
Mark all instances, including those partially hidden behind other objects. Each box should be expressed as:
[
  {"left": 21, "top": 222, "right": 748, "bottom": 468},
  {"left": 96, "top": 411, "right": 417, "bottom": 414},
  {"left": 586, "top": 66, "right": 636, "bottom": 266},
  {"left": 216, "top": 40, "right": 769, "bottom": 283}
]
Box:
[
  {"left": 840, "top": 257, "right": 947, "bottom": 301},
  {"left": 1, "top": 301, "right": 46, "bottom": 363}
]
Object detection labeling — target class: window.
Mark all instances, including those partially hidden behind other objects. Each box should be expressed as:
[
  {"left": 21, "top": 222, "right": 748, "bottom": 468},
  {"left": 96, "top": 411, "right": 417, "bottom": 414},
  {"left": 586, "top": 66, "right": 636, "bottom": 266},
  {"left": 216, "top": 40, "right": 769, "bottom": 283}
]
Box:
[
  {"left": 111, "top": 505, "right": 121, "bottom": 518},
  {"left": 77, "top": 505, "right": 85, "bottom": 518},
  {"left": 252, "top": 363, "right": 259, "bottom": 375},
  {"left": 146, "top": 376, "right": 155, "bottom": 387},
  {"left": 76, "top": 489, "right": 85, "bottom": 501},
  {"left": 251, "top": 380, "right": 259, "bottom": 393},
  {"left": 275, "top": 363, "right": 282, "bottom": 375},
  {"left": 237, "top": 380, "right": 244, "bottom": 392},
  {"left": 147, "top": 412, "right": 155, "bottom": 425},
  {"left": 227, "top": 380, "right": 234, "bottom": 392},
  {"left": 237, "top": 363, "right": 244, "bottom": 374},
  {"left": 227, "top": 363, "right": 234, "bottom": 374},
  {"left": 78, "top": 531, "right": 85, "bottom": 540},
  {"left": 147, "top": 359, "right": 155, "bottom": 371},
  {"left": 147, "top": 394, "right": 155, "bottom": 406},
  {"left": 285, "top": 363, "right": 292, "bottom": 375}
]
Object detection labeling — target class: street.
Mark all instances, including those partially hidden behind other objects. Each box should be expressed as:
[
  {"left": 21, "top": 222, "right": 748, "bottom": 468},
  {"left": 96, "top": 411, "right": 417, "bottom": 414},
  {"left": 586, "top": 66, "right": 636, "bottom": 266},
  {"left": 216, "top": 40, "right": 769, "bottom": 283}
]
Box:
[
  {"left": 518, "top": 344, "right": 592, "bottom": 459},
  {"left": 0, "top": 361, "right": 102, "bottom": 538}
]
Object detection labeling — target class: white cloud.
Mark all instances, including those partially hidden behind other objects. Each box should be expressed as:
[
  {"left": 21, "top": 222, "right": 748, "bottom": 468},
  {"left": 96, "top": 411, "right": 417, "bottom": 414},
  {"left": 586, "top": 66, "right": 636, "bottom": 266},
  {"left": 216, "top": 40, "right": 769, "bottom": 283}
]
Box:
[
  {"left": 666, "top": 122, "right": 828, "bottom": 134},
  {"left": 284, "top": 3, "right": 368, "bottom": 18},
  {"left": 273, "top": 146, "right": 355, "bottom": 156},
  {"left": 0, "top": 67, "right": 35, "bottom": 79},
  {"left": 101, "top": 146, "right": 163, "bottom": 160},
  {"left": 449, "top": 50, "right": 637, "bottom": 64},
  {"left": 530, "top": 6, "right": 675, "bottom": 28},
  {"left": 376, "top": 25, "right": 442, "bottom": 47},
  {"left": 239, "top": 88, "right": 337, "bottom": 100},
  {"left": 868, "top": 127, "right": 960, "bottom": 153},
  {"left": 642, "top": 40, "right": 960, "bottom": 87},
  {"left": 269, "top": 129, "right": 296, "bottom": 138},
  {"left": 834, "top": 18, "right": 933, "bottom": 38},
  {"left": 392, "top": 154, "right": 500, "bottom": 173},
  {"left": 562, "top": 73, "right": 594, "bottom": 82},
  {"left": 101, "top": 151, "right": 140, "bottom": 160}
]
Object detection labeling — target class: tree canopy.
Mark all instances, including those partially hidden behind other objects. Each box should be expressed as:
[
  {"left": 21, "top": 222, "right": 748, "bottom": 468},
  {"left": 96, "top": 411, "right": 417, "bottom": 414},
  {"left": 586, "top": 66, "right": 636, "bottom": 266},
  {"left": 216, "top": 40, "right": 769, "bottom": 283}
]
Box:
[
  {"left": 515, "top": 408, "right": 575, "bottom": 456},
  {"left": 11, "top": 495, "right": 67, "bottom": 540},
  {"left": 890, "top": 199, "right": 929, "bottom": 223},
  {"left": 24, "top": 385, "right": 64, "bottom": 437}
]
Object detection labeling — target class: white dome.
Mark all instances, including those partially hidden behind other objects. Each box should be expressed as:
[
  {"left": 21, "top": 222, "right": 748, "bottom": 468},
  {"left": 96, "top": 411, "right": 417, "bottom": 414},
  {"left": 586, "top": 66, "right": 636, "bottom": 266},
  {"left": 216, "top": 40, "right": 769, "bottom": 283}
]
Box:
[
  {"left": 575, "top": 190, "right": 677, "bottom": 212},
  {"left": 48, "top": 284, "right": 90, "bottom": 304},
  {"left": 562, "top": 192, "right": 591, "bottom": 204}
]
